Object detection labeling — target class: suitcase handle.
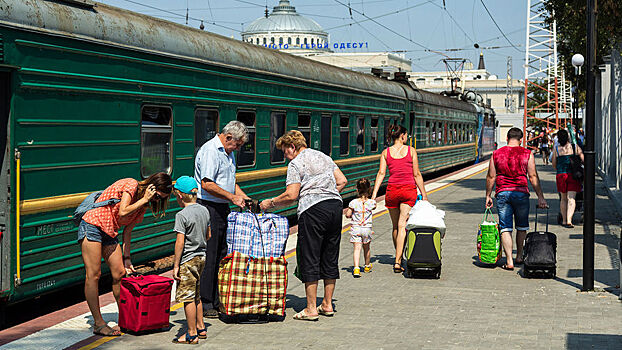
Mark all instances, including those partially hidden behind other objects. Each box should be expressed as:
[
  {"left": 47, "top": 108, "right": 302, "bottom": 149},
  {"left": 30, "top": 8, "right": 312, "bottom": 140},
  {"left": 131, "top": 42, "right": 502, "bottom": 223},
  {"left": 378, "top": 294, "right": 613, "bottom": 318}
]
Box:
[{"left": 534, "top": 205, "right": 549, "bottom": 232}]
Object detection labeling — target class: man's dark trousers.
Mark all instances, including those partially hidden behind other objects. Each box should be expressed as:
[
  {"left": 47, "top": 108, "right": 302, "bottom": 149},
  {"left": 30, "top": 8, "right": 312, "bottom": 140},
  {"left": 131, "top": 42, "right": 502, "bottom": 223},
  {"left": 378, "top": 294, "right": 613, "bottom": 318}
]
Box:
[{"left": 198, "top": 199, "right": 230, "bottom": 312}]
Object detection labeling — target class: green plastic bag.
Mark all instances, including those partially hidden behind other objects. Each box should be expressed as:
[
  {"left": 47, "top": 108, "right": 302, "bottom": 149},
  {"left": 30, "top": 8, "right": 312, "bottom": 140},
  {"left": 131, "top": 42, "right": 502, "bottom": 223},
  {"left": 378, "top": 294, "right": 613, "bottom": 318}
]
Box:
[{"left": 477, "top": 208, "right": 501, "bottom": 264}]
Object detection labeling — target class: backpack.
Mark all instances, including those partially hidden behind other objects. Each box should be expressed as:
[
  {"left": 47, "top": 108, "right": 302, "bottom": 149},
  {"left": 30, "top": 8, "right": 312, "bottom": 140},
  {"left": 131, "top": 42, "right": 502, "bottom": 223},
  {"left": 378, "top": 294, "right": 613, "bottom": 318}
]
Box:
[
  {"left": 568, "top": 144, "right": 584, "bottom": 182},
  {"left": 73, "top": 191, "right": 121, "bottom": 226}
]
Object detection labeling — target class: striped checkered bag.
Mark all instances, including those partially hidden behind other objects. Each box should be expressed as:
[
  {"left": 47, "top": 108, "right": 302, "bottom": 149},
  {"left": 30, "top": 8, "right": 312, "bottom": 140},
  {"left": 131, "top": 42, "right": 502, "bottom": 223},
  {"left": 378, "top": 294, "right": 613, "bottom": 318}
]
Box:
[
  {"left": 226, "top": 212, "right": 289, "bottom": 258},
  {"left": 218, "top": 251, "right": 288, "bottom": 316}
]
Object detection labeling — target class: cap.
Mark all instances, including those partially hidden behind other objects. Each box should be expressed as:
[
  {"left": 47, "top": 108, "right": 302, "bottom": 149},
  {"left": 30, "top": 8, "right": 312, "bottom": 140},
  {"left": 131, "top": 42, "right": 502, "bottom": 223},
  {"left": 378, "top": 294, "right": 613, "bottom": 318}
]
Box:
[{"left": 174, "top": 176, "right": 198, "bottom": 194}]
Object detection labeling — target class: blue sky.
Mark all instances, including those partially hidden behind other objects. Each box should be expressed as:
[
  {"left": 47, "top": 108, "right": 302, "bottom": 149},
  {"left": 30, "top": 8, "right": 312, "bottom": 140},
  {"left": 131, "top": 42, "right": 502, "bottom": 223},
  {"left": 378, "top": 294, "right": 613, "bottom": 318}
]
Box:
[{"left": 97, "top": 0, "right": 527, "bottom": 78}]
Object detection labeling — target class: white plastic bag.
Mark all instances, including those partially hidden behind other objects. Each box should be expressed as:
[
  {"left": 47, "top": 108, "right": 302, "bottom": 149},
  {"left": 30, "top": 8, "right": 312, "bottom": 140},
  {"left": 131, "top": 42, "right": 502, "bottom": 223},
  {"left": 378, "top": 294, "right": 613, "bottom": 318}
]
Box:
[{"left": 405, "top": 200, "right": 446, "bottom": 238}]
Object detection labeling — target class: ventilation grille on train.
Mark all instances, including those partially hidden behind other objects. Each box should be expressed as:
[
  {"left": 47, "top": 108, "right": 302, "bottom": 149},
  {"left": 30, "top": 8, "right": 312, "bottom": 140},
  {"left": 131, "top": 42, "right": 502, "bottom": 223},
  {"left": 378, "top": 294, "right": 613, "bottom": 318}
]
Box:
[{"left": 0, "top": 34, "right": 3, "bottom": 63}]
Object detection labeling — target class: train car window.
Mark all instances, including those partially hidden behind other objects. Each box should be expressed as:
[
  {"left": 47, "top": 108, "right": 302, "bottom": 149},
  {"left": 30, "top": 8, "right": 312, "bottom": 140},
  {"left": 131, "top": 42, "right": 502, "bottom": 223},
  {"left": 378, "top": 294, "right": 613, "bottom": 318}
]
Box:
[
  {"left": 431, "top": 122, "right": 436, "bottom": 145},
  {"left": 270, "top": 112, "right": 286, "bottom": 164},
  {"left": 355, "top": 117, "right": 365, "bottom": 154},
  {"left": 340, "top": 116, "right": 350, "bottom": 156},
  {"left": 140, "top": 105, "right": 172, "bottom": 178},
  {"left": 453, "top": 124, "right": 458, "bottom": 143},
  {"left": 237, "top": 110, "right": 256, "bottom": 167},
  {"left": 298, "top": 112, "right": 312, "bottom": 147},
  {"left": 320, "top": 114, "right": 332, "bottom": 156},
  {"left": 436, "top": 122, "right": 442, "bottom": 145},
  {"left": 194, "top": 108, "right": 219, "bottom": 155},
  {"left": 370, "top": 117, "right": 379, "bottom": 152},
  {"left": 424, "top": 121, "right": 430, "bottom": 146}
]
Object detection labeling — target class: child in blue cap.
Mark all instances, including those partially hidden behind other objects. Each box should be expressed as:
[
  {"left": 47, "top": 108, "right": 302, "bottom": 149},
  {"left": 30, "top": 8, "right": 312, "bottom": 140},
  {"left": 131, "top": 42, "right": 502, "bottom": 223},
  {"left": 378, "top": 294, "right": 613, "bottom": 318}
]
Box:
[{"left": 171, "top": 176, "right": 211, "bottom": 344}]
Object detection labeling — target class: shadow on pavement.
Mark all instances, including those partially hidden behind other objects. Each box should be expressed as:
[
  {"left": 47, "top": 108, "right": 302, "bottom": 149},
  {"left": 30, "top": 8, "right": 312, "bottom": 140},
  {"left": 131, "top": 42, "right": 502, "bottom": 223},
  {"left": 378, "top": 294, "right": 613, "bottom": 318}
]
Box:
[{"left": 566, "top": 333, "right": 622, "bottom": 350}]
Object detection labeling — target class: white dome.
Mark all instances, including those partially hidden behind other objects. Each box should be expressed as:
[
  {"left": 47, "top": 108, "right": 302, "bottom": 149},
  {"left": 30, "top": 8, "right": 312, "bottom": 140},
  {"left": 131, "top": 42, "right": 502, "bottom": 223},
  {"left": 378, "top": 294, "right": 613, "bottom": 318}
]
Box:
[{"left": 242, "top": 0, "right": 326, "bottom": 35}]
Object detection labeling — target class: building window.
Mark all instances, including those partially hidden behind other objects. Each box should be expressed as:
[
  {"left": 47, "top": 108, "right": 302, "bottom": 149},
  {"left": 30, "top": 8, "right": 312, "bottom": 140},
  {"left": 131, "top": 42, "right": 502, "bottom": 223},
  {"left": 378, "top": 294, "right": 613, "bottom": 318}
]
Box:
[
  {"left": 370, "top": 117, "right": 379, "bottom": 152},
  {"left": 311, "top": 38, "right": 314, "bottom": 45},
  {"left": 288, "top": 37, "right": 292, "bottom": 45},
  {"left": 321, "top": 114, "right": 332, "bottom": 156},
  {"left": 339, "top": 116, "right": 349, "bottom": 156},
  {"left": 194, "top": 108, "right": 218, "bottom": 155},
  {"left": 355, "top": 117, "right": 365, "bottom": 154},
  {"left": 298, "top": 112, "right": 311, "bottom": 147},
  {"left": 416, "top": 78, "right": 426, "bottom": 83},
  {"left": 296, "top": 37, "right": 300, "bottom": 45},
  {"left": 237, "top": 110, "right": 256, "bottom": 167},
  {"left": 270, "top": 112, "right": 286, "bottom": 164},
  {"left": 304, "top": 37, "right": 308, "bottom": 45},
  {"left": 271, "top": 37, "right": 275, "bottom": 44},
  {"left": 141, "top": 105, "right": 172, "bottom": 178},
  {"left": 263, "top": 37, "right": 267, "bottom": 45},
  {"left": 279, "top": 37, "right": 283, "bottom": 45},
  {"left": 256, "top": 38, "right": 259, "bottom": 44}
]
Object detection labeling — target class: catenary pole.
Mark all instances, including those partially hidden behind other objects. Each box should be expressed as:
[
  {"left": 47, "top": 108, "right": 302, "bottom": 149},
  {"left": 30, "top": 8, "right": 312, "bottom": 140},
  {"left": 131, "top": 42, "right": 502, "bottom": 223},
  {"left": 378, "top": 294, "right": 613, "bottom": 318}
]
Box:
[{"left": 582, "top": 0, "right": 596, "bottom": 291}]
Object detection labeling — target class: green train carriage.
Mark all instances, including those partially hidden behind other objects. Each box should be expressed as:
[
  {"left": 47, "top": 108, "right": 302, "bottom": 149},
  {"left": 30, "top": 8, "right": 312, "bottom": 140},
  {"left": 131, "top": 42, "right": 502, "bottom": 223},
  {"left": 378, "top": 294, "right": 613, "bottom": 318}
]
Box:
[{"left": 0, "top": 0, "right": 484, "bottom": 308}]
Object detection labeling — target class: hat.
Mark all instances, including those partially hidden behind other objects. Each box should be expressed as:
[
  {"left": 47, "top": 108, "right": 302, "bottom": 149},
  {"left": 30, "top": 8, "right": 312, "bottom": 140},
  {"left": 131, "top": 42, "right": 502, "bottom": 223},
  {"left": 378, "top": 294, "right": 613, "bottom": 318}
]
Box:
[{"left": 174, "top": 176, "right": 198, "bottom": 194}]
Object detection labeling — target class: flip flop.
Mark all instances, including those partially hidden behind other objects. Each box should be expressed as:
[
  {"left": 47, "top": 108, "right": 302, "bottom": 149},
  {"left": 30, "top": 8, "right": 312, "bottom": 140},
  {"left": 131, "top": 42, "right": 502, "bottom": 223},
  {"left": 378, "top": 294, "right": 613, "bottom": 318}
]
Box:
[
  {"left": 514, "top": 258, "right": 524, "bottom": 265},
  {"left": 293, "top": 310, "right": 319, "bottom": 321},
  {"left": 317, "top": 305, "right": 335, "bottom": 317},
  {"left": 93, "top": 324, "right": 121, "bottom": 337},
  {"left": 501, "top": 264, "right": 514, "bottom": 271}
]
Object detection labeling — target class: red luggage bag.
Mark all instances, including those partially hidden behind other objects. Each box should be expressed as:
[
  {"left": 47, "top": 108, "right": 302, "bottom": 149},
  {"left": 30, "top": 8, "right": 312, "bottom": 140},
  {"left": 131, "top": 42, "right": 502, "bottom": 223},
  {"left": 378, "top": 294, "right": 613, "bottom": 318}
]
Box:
[{"left": 118, "top": 275, "right": 174, "bottom": 332}]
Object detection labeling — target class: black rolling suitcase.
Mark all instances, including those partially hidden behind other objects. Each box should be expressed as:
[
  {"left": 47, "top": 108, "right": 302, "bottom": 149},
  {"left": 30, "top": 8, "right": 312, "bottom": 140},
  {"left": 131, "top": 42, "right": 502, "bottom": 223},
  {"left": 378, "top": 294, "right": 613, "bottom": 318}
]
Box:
[
  {"left": 404, "top": 227, "right": 442, "bottom": 279},
  {"left": 523, "top": 206, "right": 557, "bottom": 278}
]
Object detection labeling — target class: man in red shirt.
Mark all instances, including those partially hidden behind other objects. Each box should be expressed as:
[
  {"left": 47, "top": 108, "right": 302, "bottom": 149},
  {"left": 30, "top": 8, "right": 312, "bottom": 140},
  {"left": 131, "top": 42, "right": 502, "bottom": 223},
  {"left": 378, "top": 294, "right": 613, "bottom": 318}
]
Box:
[{"left": 485, "top": 128, "right": 548, "bottom": 270}]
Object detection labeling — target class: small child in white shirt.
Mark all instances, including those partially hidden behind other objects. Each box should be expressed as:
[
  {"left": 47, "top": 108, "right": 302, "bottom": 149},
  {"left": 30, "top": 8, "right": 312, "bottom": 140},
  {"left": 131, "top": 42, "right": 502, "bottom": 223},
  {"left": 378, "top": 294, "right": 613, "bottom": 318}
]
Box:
[{"left": 345, "top": 178, "right": 376, "bottom": 277}]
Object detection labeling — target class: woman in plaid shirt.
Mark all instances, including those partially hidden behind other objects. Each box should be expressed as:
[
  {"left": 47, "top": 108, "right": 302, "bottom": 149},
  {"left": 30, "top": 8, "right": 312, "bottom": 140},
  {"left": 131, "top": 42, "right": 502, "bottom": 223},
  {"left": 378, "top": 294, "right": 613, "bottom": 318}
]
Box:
[{"left": 260, "top": 130, "right": 347, "bottom": 321}]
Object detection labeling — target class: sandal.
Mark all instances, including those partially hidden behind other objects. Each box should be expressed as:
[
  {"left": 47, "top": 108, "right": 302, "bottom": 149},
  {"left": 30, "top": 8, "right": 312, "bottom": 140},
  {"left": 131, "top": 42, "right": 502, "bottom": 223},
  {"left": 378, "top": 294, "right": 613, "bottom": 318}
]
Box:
[
  {"left": 514, "top": 258, "right": 524, "bottom": 265},
  {"left": 93, "top": 324, "right": 121, "bottom": 337},
  {"left": 317, "top": 305, "right": 335, "bottom": 317},
  {"left": 501, "top": 264, "right": 514, "bottom": 271},
  {"left": 172, "top": 332, "right": 199, "bottom": 344},
  {"left": 292, "top": 310, "right": 319, "bottom": 321},
  {"left": 563, "top": 223, "right": 575, "bottom": 228},
  {"left": 197, "top": 328, "right": 207, "bottom": 339},
  {"left": 393, "top": 263, "right": 404, "bottom": 273}
]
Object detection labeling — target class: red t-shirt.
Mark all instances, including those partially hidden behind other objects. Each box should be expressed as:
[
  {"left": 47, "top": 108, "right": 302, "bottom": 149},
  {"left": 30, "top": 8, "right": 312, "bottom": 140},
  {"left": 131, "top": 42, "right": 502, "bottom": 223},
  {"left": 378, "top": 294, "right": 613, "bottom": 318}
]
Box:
[
  {"left": 83, "top": 178, "right": 146, "bottom": 238},
  {"left": 493, "top": 146, "right": 532, "bottom": 195}
]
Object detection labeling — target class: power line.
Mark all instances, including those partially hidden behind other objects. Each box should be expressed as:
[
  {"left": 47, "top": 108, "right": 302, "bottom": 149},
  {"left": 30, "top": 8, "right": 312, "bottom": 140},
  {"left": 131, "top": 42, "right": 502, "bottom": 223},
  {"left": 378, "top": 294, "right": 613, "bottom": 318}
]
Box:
[
  {"left": 121, "top": 0, "right": 242, "bottom": 32},
  {"left": 325, "top": 0, "right": 434, "bottom": 31},
  {"left": 332, "top": 0, "right": 448, "bottom": 57},
  {"left": 430, "top": 1, "right": 475, "bottom": 43},
  {"left": 479, "top": 0, "right": 522, "bottom": 52}
]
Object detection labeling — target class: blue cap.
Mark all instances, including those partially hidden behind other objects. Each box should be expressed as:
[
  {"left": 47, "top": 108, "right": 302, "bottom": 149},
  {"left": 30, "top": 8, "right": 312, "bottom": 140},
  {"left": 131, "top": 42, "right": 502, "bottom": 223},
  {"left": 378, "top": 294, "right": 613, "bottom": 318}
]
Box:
[{"left": 174, "top": 176, "right": 198, "bottom": 194}]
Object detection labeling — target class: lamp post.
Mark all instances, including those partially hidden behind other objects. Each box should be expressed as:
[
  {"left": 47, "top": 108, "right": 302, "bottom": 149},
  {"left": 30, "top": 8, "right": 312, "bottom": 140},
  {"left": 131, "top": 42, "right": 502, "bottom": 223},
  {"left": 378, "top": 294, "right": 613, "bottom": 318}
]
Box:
[{"left": 571, "top": 54, "right": 584, "bottom": 130}]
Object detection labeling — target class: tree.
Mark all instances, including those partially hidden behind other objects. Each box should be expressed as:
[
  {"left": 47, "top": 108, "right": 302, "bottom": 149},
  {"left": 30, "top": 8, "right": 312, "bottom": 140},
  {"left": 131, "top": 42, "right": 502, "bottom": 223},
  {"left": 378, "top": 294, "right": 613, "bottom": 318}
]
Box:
[{"left": 544, "top": 0, "right": 622, "bottom": 91}]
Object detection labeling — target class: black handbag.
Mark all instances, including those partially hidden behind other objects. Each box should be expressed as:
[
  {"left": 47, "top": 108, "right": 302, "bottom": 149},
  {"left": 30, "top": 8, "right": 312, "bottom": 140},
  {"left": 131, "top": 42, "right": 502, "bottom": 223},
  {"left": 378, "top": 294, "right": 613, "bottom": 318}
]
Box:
[{"left": 568, "top": 144, "right": 584, "bottom": 182}]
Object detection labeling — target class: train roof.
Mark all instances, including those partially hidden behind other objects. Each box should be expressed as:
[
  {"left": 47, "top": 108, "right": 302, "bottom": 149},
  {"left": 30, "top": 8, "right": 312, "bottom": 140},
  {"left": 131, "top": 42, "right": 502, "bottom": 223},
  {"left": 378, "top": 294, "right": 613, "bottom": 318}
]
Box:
[
  {"left": 413, "top": 89, "right": 478, "bottom": 113},
  {"left": 0, "top": 0, "right": 407, "bottom": 99}
]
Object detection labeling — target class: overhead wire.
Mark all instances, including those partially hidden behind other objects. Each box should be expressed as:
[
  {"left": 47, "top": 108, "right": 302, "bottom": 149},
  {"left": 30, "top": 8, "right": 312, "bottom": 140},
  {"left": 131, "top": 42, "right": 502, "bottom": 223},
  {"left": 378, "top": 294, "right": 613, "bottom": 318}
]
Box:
[
  {"left": 332, "top": 0, "right": 448, "bottom": 57},
  {"left": 325, "top": 0, "right": 434, "bottom": 31},
  {"left": 479, "top": 0, "right": 522, "bottom": 52},
  {"left": 121, "top": 0, "right": 242, "bottom": 32}
]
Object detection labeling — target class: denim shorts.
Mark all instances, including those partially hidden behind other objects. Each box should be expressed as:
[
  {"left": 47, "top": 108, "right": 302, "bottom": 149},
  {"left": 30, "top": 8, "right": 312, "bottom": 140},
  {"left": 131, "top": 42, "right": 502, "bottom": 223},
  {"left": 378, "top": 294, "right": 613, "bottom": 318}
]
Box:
[
  {"left": 496, "top": 191, "right": 530, "bottom": 233},
  {"left": 77, "top": 220, "right": 119, "bottom": 246}
]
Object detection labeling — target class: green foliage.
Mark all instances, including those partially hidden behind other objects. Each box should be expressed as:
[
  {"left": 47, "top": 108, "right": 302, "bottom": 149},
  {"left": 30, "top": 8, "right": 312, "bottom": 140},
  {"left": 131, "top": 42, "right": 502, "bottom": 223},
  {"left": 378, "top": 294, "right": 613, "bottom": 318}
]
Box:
[{"left": 544, "top": 0, "right": 622, "bottom": 90}]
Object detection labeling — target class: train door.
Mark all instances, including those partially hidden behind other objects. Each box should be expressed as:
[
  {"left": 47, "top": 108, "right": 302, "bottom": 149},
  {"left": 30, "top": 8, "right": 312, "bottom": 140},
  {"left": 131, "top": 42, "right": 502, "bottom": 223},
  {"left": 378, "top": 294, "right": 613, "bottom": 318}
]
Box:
[
  {"left": 320, "top": 114, "right": 331, "bottom": 156},
  {"left": 0, "top": 71, "right": 11, "bottom": 296}
]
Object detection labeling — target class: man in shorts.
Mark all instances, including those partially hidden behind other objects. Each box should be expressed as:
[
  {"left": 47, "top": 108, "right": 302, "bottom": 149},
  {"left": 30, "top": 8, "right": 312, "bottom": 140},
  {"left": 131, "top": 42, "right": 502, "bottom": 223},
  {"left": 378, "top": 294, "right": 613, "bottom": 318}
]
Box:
[{"left": 485, "top": 127, "right": 548, "bottom": 270}]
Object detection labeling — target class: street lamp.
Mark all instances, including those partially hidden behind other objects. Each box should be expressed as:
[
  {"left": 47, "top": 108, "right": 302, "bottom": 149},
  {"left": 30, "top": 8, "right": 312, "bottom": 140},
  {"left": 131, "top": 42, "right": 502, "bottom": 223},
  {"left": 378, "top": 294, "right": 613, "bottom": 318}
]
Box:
[{"left": 571, "top": 54, "right": 584, "bottom": 130}]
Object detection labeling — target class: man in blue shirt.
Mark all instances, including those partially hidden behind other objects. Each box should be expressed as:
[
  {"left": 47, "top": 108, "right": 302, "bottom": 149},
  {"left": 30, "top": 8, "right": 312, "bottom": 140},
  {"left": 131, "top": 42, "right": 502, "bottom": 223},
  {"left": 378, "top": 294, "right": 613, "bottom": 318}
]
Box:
[{"left": 194, "top": 120, "right": 250, "bottom": 317}]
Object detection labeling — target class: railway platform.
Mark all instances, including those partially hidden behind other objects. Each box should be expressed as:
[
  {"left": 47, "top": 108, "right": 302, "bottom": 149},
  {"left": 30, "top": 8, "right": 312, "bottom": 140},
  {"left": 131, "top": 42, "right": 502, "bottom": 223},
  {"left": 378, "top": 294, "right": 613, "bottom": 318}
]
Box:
[{"left": 0, "top": 160, "right": 620, "bottom": 349}]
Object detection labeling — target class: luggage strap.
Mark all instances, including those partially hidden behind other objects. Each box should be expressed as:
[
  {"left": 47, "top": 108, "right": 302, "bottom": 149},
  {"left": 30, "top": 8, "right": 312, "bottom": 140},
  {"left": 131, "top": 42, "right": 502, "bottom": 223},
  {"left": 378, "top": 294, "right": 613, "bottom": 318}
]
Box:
[{"left": 247, "top": 209, "right": 270, "bottom": 316}]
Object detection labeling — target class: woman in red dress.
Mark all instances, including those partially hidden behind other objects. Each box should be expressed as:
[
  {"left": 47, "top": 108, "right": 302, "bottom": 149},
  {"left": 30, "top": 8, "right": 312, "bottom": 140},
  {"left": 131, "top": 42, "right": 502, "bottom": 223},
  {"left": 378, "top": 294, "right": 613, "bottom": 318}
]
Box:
[{"left": 371, "top": 125, "right": 428, "bottom": 273}]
